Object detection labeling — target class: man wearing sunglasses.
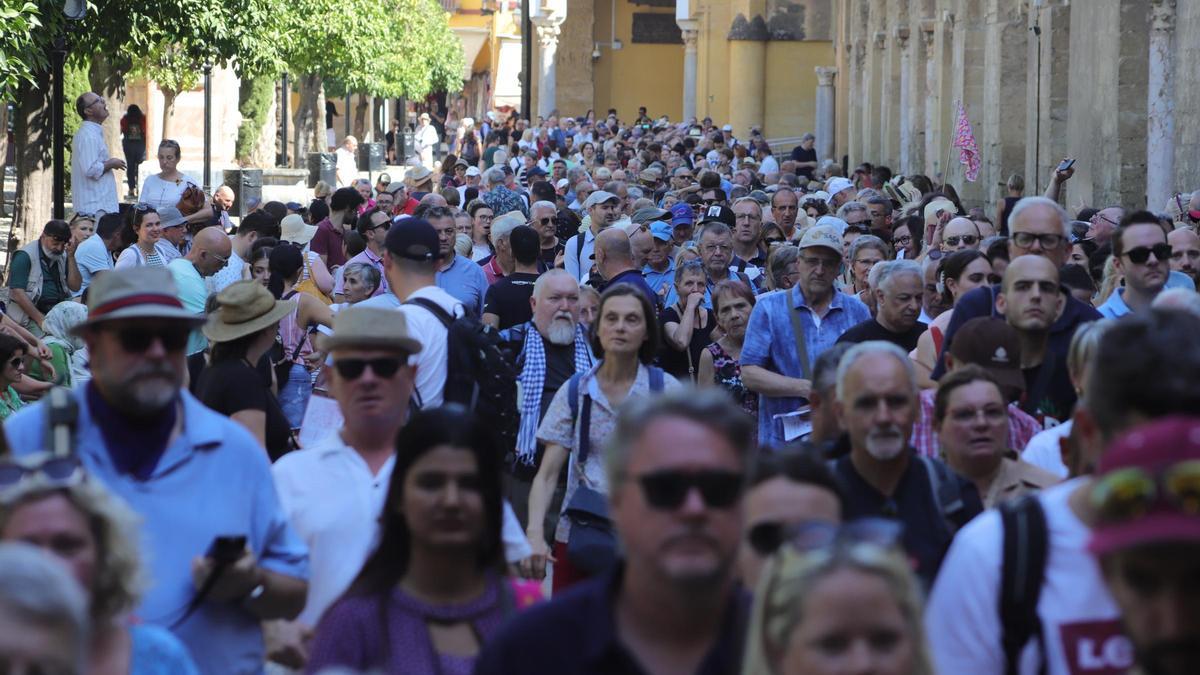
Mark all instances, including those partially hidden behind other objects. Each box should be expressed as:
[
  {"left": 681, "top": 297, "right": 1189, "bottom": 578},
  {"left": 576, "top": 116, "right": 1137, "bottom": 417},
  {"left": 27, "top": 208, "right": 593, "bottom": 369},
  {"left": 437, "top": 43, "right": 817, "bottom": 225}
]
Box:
[
  {"left": 268, "top": 306, "right": 421, "bottom": 668},
  {"left": 333, "top": 208, "right": 390, "bottom": 303},
  {"left": 2, "top": 267, "right": 309, "bottom": 674},
  {"left": 477, "top": 390, "right": 754, "bottom": 675},
  {"left": 1098, "top": 211, "right": 1173, "bottom": 318},
  {"left": 6, "top": 220, "right": 72, "bottom": 333},
  {"left": 928, "top": 309, "right": 1200, "bottom": 675}
]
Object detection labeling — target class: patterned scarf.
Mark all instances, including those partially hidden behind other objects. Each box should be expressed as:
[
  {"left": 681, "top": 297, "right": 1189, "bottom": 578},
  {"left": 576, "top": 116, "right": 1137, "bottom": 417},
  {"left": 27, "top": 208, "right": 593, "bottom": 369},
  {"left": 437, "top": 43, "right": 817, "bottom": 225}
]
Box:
[{"left": 516, "top": 322, "right": 593, "bottom": 465}]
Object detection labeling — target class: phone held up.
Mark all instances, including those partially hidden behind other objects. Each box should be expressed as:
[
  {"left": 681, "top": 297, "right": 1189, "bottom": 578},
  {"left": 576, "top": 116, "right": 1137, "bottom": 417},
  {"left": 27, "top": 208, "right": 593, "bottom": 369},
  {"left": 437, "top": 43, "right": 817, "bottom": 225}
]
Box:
[{"left": 207, "top": 535, "right": 247, "bottom": 565}]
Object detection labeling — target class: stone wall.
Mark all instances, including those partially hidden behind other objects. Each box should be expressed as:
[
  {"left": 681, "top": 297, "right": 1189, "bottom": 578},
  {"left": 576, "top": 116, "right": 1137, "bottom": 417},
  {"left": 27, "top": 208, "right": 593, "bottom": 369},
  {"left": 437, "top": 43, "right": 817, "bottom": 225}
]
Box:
[
  {"left": 834, "top": 0, "right": 1200, "bottom": 211},
  {"left": 554, "top": 0, "right": 596, "bottom": 117}
]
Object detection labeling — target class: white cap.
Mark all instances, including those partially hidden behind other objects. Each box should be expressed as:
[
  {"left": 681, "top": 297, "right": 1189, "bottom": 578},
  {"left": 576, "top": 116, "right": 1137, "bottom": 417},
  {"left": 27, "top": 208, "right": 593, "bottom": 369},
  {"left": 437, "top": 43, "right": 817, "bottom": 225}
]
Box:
[
  {"left": 722, "top": 124, "right": 733, "bottom": 132},
  {"left": 582, "top": 190, "right": 620, "bottom": 209},
  {"left": 556, "top": 178, "right": 570, "bottom": 190},
  {"left": 465, "top": 166, "right": 481, "bottom": 177}
]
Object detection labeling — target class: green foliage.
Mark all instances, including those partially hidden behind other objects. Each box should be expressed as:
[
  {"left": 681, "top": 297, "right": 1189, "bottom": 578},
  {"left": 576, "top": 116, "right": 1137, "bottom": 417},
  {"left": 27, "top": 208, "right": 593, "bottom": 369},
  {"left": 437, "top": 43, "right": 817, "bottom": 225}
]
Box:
[
  {"left": 60, "top": 62, "right": 90, "bottom": 190},
  {"left": 0, "top": 0, "right": 43, "bottom": 98},
  {"left": 235, "top": 74, "right": 274, "bottom": 162},
  {"left": 131, "top": 42, "right": 201, "bottom": 96}
]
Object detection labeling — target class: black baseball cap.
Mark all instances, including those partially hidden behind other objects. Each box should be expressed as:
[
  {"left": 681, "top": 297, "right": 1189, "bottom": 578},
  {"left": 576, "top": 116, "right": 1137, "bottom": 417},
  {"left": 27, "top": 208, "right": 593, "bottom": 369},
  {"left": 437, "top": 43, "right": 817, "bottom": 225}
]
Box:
[
  {"left": 699, "top": 204, "right": 736, "bottom": 228},
  {"left": 385, "top": 218, "right": 441, "bottom": 262}
]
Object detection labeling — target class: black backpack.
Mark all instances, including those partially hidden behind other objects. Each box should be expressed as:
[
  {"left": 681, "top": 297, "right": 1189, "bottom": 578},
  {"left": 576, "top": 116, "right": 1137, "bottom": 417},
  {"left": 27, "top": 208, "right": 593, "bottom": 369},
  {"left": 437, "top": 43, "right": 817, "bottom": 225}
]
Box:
[
  {"left": 999, "top": 495, "right": 1050, "bottom": 675},
  {"left": 404, "top": 297, "right": 519, "bottom": 457}
]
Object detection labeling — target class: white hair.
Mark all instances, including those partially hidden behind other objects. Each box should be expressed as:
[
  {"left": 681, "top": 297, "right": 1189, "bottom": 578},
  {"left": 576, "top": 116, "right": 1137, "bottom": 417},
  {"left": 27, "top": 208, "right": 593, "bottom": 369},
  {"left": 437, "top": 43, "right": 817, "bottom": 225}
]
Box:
[
  {"left": 530, "top": 200, "right": 557, "bottom": 214},
  {"left": 835, "top": 341, "right": 917, "bottom": 401},
  {"left": 484, "top": 167, "right": 506, "bottom": 186},
  {"left": 533, "top": 268, "right": 576, "bottom": 298},
  {"left": 869, "top": 259, "right": 923, "bottom": 292},
  {"left": 1152, "top": 288, "right": 1200, "bottom": 318},
  {"left": 836, "top": 201, "right": 869, "bottom": 218},
  {"left": 490, "top": 211, "right": 525, "bottom": 242},
  {"left": 1008, "top": 196, "right": 1071, "bottom": 238}
]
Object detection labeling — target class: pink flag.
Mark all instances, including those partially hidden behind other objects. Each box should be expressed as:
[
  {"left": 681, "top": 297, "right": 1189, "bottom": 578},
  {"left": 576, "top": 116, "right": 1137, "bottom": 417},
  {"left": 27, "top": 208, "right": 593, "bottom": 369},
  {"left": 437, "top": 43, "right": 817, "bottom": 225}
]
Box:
[{"left": 952, "top": 102, "right": 981, "bottom": 182}]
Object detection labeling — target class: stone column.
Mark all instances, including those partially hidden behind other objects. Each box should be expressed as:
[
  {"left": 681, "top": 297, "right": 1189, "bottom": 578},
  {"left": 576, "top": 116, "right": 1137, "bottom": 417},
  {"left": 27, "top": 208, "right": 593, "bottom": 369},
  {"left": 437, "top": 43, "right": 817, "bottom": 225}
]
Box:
[
  {"left": 1147, "top": 0, "right": 1176, "bottom": 212},
  {"left": 922, "top": 20, "right": 938, "bottom": 177},
  {"left": 533, "top": 17, "right": 563, "bottom": 118},
  {"left": 815, "top": 67, "right": 837, "bottom": 163},
  {"left": 728, "top": 12, "right": 769, "bottom": 137},
  {"left": 896, "top": 26, "right": 911, "bottom": 172},
  {"left": 678, "top": 20, "right": 700, "bottom": 122}
]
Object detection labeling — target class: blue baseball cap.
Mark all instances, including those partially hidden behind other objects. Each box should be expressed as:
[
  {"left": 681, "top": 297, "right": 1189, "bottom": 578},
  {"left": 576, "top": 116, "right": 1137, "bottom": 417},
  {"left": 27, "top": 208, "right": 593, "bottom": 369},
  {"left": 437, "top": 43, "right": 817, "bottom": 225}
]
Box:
[
  {"left": 670, "top": 202, "right": 695, "bottom": 227},
  {"left": 650, "top": 222, "right": 673, "bottom": 242}
]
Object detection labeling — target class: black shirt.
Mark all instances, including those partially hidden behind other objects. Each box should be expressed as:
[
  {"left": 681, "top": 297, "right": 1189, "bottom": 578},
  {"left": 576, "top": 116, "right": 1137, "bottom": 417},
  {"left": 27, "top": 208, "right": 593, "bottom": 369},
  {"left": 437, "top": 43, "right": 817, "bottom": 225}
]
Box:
[
  {"left": 790, "top": 146, "right": 818, "bottom": 178},
  {"left": 483, "top": 272, "right": 539, "bottom": 329},
  {"left": 658, "top": 305, "right": 716, "bottom": 381},
  {"left": 539, "top": 240, "right": 565, "bottom": 269},
  {"left": 543, "top": 340, "right": 575, "bottom": 422},
  {"left": 1020, "top": 347, "right": 1076, "bottom": 426},
  {"left": 474, "top": 565, "right": 748, "bottom": 675},
  {"left": 832, "top": 451, "right": 983, "bottom": 588},
  {"left": 603, "top": 269, "right": 660, "bottom": 312},
  {"left": 837, "top": 318, "right": 927, "bottom": 352},
  {"left": 195, "top": 359, "right": 292, "bottom": 461}
]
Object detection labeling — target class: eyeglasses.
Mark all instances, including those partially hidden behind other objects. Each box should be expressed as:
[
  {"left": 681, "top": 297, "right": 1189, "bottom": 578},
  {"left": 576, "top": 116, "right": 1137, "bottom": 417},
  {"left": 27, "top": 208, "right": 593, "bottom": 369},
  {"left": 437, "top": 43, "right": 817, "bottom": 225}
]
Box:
[
  {"left": 110, "top": 325, "right": 190, "bottom": 353},
  {"left": 532, "top": 217, "right": 553, "bottom": 226},
  {"left": 134, "top": 203, "right": 154, "bottom": 212},
  {"left": 800, "top": 255, "right": 840, "bottom": 270},
  {"left": 635, "top": 469, "right": 743, "bottom": 511},
  {"left": 0, "top": 455, "right": 84, "bottom": 500},
  {"left": 1123, "top": 243, "right": 1172, "bottom": 265},
  {"left": 944, "top": 234, "right": 979, "bottom": 247},
  {"left": 208, "top": 251, "right": 229, "bottom": 265},
  {"left": 1012, "top": 232, "right": 1066, "bottom": 250},
  {"left": 747, "top": 517, "right": 903, "bottom": 557},
  {"left": 946, "top": 405, "right": 1008, "bottom": 425},
  {"left": 1090, "top": 460, "right": 1200, "bottom": 525},
  {"left": 893, "top": 235, "right": 912, "bottom": 246},
  {"left": 333, "top": 357, "right": 405, "bottom": 380},
  {"left": 702, "top": 243, "right": 731, "bottom": 253}
]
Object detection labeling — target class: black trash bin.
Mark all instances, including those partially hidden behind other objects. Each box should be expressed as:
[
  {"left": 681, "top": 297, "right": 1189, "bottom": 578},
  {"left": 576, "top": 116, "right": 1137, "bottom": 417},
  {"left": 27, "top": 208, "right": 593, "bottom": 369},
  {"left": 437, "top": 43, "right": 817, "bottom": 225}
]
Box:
[
  {"left": 222, "top": 169, "right": 263, "bottom": 218},
  {"left": 358, "top": 142, "right": 385, "bottom": 172},
  {"left": 307, "top": 152, "right": 336, "bottom": 188}
]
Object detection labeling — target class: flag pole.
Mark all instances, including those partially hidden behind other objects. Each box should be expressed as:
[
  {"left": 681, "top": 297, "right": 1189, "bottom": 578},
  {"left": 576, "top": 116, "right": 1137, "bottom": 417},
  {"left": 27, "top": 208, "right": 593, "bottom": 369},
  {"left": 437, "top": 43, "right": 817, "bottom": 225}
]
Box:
[{"left": 942, "top": 100, "right": 958, "bottom": 190}]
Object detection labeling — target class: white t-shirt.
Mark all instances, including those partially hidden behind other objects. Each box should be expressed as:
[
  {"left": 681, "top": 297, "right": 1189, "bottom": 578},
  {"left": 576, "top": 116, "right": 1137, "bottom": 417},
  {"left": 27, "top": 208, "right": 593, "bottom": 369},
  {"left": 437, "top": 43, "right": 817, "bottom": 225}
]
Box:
[
  {"left": 355, "top": 285, "right": 463, "bottom": 408},
  {"left": 140, "top": 173, "right": 199, "bottom": 211},
  {"left": 926, "top": 478, "right": 1132, "bottom": 675},
  {"left": 1022, "top": 420, "right": 1072, "bottom": 479}
]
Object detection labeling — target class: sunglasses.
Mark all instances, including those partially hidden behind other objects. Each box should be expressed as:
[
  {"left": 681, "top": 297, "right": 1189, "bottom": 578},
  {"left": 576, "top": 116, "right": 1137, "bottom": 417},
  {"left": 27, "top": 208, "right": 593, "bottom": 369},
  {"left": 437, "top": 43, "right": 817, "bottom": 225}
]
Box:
[
  {"left": 1123, "top": 243, "right": 1172, "bottom": 265},
  {"left": 111, "top": 325, "right": 190, "bottom": 353},
  {"left": 333, "top": 357, "right": 404, "bottom": 380},
  {"left": 1090, "top": 460, "right": 1200, "bottom": 524},
  {"left": 0, "top": 455, "right": 84, "bottom": 499},
  {"left": 747, "top": 517, "right": 903, "bottom": 557},
  {"left": 533, "top": 217, "right": 552, "bottom": 226},
  {"left": 1012, "top": 232, "right": 1066, "bottom": 250},
  {"left": 635, "top": 469, "right": 743, "bottom": 511},
  {"left": 134, "top": 202, "right": 154, "bottom": 212},
  {"left": 944, "top": 234, "right": 979, "bottom": 247}
]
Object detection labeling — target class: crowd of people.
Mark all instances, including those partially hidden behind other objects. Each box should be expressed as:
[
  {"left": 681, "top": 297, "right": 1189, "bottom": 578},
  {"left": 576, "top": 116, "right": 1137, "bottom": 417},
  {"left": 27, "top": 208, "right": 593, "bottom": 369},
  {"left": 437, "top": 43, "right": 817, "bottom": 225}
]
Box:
[{"left": 1, "top": 95, "right": 1200, "bottom": 675}]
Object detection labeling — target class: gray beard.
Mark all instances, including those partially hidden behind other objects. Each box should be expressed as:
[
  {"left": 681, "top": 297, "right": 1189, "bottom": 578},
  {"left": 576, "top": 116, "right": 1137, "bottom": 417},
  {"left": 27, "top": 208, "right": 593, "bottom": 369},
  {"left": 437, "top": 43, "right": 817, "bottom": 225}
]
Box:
[{"left": 544, "top": 320, "right": 576, "bottom": 345}]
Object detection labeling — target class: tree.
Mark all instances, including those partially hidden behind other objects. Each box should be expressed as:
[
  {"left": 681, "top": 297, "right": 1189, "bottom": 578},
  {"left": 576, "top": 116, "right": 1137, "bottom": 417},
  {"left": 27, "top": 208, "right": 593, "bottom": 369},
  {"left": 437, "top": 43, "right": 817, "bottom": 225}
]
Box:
[
  {"left": 131, "top": 43, "right": 201, "bottom": 139},
  {"left": 0, "top": 0, "right": 43, "bottom": 98}
]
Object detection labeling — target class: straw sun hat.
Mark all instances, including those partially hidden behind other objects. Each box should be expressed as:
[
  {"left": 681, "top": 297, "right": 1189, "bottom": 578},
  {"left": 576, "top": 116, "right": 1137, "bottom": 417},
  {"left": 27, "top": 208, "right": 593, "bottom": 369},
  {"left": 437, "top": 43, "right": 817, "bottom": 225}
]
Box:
[{"left": 203, "top": 281, "right": 297, "bottom": 343}]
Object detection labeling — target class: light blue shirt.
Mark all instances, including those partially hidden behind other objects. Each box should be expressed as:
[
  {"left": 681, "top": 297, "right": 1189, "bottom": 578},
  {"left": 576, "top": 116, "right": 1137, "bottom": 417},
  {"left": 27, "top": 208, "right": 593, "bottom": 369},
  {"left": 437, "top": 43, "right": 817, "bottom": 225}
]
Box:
[
  {"left": 1096, "top": 287, "right": 1131, "bottom": 319},
  {"left": 4, "top": 387, "right": 309, "bottom": 675},
  {"left": 73, "top": 232, "right": 113, "bottom": 297},
  {"left": 167, "top": 259, "right": 209, "bottom": 355},
  {"left": 741, "top": 286, "right": 871, "bottom": 446},
  {"left": 436, "top": 254, "right": 488, "bottom": 317},
  {"left": 642, "top": 259, "right": 676, "bottom": 299}
]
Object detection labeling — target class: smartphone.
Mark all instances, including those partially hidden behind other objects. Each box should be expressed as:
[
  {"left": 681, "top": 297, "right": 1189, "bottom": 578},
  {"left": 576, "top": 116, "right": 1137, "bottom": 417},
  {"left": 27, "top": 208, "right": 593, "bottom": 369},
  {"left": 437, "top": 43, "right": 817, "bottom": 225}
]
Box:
[
  {"left": 1057, "top": 158, "right": 1075, "bottom": 172},
  {"left": 207, "top": 535, "right": 247, "bottom": 565}
]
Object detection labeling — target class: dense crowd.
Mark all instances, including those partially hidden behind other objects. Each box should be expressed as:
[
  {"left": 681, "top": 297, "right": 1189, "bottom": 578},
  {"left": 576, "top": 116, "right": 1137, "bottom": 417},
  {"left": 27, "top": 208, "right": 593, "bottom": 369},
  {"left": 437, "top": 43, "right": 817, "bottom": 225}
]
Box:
[{"left": 1, "top": 95, "right": 1199, "bottom": 675}]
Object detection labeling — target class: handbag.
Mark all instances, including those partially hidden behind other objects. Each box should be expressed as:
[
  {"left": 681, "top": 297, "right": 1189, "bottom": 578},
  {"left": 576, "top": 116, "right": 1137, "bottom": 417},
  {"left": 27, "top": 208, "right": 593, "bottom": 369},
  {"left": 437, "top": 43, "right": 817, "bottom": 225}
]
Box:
[
  {"left": 293, "top": 253, "right": 332, "bottom": 305},
  {"left": 176, "top": 184, "right": 206, "bottom": 216}
]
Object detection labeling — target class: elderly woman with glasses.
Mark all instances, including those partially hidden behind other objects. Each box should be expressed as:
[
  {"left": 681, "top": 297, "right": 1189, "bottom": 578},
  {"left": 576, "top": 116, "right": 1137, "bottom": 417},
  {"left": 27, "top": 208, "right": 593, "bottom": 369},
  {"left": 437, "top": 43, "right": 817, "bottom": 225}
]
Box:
[{"left": 0, "top": 465, "right": 199, "bottom": 673}]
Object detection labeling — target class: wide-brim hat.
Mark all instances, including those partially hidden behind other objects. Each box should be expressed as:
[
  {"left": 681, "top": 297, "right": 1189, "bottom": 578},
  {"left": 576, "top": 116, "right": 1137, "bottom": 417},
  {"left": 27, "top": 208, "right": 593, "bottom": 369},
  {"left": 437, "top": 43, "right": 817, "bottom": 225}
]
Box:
[
  {"left": 202, "top": 281, "right": 297, "bottom": 343},
  {"left": 316, "top": 306, "right": 422, "bottom": 354},
  {"left": 281, "top": 214, "right": 317, "bottom": 246},
  {"left": 408, "top": 166, "right": 433, "bottom": 182},
  {"left": 72, "top": 267, "right": 207, "bottom": 335}
]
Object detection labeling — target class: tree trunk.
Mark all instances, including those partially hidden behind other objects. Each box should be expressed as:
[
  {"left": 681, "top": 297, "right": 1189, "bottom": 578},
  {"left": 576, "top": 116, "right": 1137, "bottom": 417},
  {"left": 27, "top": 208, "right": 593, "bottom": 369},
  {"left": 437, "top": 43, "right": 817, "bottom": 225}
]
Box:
[
  {"left": 354, "top": 94, "right": 370, "bottom": 142},
  {"left": 161, "top": 89, "right": 179, "bottom": 141},
  {"left": 0, "top": 103, "right": 8, "bottom": 222},
  {"left": 13, "top": 80, "right": 53, "bottom": 250},
  {"left": 292, "top": 73, "right": 325, "bottom": 168}
]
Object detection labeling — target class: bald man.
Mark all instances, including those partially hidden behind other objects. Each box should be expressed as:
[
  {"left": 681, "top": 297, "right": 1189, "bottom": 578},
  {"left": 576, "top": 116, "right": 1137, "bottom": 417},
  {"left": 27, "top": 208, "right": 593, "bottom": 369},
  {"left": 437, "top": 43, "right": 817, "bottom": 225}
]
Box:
[
  {"left": 996, "top": 255, "right": 1078, "bottom": 423},
  {"left": 168, "top": 227, "right": 234, "bottom": 355},
  {"left": 1168, "top": 227, "right": 1200, "bottom": 285},
  {"left": 594, "top": 228, "right": 659, "bottom": 309},
  {"left": 419, "top": 192, "right": 448, "bottom": 209},
  {"left": 213, "top": 185, "right": 236, "bottom": 230}
]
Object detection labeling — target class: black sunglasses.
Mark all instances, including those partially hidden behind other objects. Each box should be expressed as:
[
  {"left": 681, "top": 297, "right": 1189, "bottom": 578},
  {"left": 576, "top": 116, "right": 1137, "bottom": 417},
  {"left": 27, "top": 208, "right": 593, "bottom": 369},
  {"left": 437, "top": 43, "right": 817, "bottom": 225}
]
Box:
[
  {"left": 636, "top": 469, "right": 743, "bottom": 511},
  {"left": 333, "top": 357, "right": 404, "bottom": 380},
  {"left": 747, "top": 517, "right": 903, "bottom": 557},
  {"left": 111, "top": 325, "right": 190, "bottom": 353},
  {"left": 944, "top": 234, "right": 979, "bottom": 247},
  {"left": 1124, "top": 243, "right": 1172, "bottom": 265}
]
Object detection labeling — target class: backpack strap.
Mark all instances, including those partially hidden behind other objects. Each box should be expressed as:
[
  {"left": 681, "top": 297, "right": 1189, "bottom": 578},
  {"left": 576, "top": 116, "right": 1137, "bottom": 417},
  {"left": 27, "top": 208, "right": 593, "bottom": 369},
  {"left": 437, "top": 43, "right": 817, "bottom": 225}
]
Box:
[
  {"left": 999, "top": 495, "right": 1049, "bottom": 675},
  {"left": 917, "top": 455, "right": 968, "bottom": 530},
  {"left": 43, "top": 387, "right": 79, "bottom": 458},
  {"left": 647, "top": 365, "right": 665, "bottom": 392},
  {"left": 575, "top": 233, "right": 587, "bottom": 279},
  {"left": 404, "top": 296, "right": 454, "bottom": 327},
  {"left": 787, "top": 290, "right": 811, "bottom": 381}
]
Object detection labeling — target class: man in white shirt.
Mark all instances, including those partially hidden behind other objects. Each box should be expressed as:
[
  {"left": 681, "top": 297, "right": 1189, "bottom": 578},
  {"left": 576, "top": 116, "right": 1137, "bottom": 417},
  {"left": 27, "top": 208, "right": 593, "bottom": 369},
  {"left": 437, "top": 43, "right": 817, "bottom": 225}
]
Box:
[
  {"left": 926, "top": 309, "right": 1200, "bottom": 675},
  {"left": 414, "top": 112, "right": 439, "bottom": 169},
  {"left": 334, "top": 135, "right": 358, "bottom": 187},
  {"left": 71, "top": 92, "right": 123, "bottom": 218}
]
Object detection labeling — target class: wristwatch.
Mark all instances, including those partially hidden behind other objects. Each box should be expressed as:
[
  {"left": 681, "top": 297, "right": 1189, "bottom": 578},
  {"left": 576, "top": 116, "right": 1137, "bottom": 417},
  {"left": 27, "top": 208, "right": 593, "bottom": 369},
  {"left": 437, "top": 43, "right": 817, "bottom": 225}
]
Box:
[{"left": 240, "top": 569, "right": 266, "bottom": 606}]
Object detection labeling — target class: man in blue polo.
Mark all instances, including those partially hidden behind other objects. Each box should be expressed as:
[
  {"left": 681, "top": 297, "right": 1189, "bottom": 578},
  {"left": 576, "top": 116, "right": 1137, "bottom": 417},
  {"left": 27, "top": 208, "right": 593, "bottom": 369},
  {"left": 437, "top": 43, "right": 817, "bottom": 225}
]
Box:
[
  {"left": 3, "top": 267, "right": 308, "bottom": 674},
  {"left": 741, "top": 225, "right": 871, "bottom": 447},
  {"left": 643, "top": 221, "right": 677, "bottom": 299}
]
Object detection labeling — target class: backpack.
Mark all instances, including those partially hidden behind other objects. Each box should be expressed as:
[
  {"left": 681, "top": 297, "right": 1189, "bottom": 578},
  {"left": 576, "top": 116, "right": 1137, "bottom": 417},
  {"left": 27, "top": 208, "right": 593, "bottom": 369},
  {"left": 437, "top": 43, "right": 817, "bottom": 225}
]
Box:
[
  {"left": 826, "top": 454, "right": 972, "bottom": 535},
  {"left": 404, "top": 297, "right": 519, "bottom": 457},
  {"left": 999, "top": 495, "right": 1050, "bottom": 675}
]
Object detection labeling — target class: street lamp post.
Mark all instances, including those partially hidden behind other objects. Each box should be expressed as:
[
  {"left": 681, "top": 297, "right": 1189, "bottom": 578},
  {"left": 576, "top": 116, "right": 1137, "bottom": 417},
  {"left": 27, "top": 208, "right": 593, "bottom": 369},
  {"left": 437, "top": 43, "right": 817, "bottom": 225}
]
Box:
[
  {"left": 281, "top": 72, "right": 289, "bottom": 167},
  {"left": 203, "top": 61, "right": 213, "bottom": 194},
  {"left": 54, "top": 0, "right": 88, "bottom": 219}
]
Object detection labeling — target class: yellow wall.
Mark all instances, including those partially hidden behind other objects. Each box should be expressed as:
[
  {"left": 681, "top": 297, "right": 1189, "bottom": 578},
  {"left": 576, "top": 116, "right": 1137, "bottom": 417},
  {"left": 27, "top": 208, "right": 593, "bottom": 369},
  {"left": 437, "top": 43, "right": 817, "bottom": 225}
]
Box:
[
  {"left": 697, "top": 0, "right": 733, "bottom": 124},
  {"left": 591, "top": 0, "right": 684, "bottom": 120},
  {"left": 764, "top": 41, "right": 832, "bottom": 140}
]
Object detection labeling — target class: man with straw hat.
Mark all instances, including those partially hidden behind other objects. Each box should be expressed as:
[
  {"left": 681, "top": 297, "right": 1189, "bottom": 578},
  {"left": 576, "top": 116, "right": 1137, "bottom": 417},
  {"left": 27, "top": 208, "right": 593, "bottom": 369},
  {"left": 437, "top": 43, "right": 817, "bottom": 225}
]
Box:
[
  {"left": 2, "top": 267, "right": 309, "bottom": 674},
  {"left": 266, "top": 306, "right": 421, "bottom": 667}
]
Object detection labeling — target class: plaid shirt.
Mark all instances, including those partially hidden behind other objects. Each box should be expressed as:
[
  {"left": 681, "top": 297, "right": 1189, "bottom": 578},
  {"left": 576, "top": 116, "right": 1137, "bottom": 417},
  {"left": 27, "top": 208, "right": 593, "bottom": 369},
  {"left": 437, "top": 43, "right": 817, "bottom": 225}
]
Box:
[{"left": 911, "top": 389, "right": 1043, "bottom": 459}]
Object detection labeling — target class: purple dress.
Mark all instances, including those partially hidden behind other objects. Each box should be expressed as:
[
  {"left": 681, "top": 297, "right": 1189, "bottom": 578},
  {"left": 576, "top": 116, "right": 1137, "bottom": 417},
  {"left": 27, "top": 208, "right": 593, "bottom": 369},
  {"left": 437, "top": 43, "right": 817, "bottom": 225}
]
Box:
[
  {"left": 306, "top": 575, "right": 513, "bottom": 675},
  {"left": 706, "top": 341, "right": 758, "bottom": 443}
]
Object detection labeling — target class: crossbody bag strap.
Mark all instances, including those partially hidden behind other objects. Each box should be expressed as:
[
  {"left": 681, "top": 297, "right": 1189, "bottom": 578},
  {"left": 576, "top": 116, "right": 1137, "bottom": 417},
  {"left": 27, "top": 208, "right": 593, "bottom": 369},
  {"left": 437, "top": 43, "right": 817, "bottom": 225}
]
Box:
[{"left": 788, "top": 291, "right": 811, "bottom": 381}]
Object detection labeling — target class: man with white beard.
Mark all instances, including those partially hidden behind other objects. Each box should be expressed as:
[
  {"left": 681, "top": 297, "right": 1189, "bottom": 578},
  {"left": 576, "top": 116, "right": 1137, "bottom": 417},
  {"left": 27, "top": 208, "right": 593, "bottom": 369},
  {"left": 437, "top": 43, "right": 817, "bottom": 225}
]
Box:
[
  {"left": 828, "top": 341, "right": 983, "bottom": 587},
  {"left": 500, "top": 269, "right": 596, "bottom": 529}
]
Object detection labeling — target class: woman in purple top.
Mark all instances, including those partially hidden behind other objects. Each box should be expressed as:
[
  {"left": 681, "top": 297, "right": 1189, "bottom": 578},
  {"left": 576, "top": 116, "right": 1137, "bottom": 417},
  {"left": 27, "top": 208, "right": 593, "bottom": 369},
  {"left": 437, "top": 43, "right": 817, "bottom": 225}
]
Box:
[{"left": 306, "top": 406, "right": 515, "bottom": 675}]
